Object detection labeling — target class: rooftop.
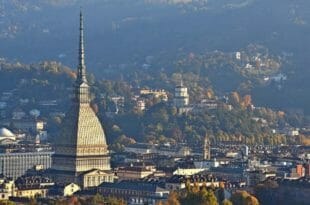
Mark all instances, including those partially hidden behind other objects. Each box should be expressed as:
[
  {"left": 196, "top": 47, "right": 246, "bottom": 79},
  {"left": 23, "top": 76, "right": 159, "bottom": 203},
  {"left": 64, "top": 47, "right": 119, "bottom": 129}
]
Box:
[{"left": 99, "top": 180, "right": 167, "bottom": 193}]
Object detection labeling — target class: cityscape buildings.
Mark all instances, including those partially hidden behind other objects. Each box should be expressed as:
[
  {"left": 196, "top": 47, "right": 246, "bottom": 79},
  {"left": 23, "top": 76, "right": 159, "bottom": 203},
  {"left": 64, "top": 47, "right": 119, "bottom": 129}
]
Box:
[
  {"left": 0, "top": 151, "right": 52, "bottom": 180},
  {"left": 0, "top": 4, "right": 309, "bottom": 205}
]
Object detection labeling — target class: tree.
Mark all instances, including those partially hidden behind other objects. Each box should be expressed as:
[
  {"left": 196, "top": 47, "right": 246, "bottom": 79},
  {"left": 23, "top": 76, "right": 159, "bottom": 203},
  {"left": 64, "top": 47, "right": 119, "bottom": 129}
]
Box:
[
  {"left": 165, "top": 192, "right": 180, "bottom": 205},
  {"left": 0, "top": 200, "right": 16, "bottom": 205},
  {"left": 91, "top": 103, "right": 99, "bottom": 114},
  {"left": 202, "top": 189, "right": 219, "bottom": 205},
  {"left": 231, "top": 191, "right": 259, "bottom": 205},
  {"left": 90, "top": 193, "right": 105, "bottom": 205},
  {"left": 221, "top": 199, "right": 233, "bottom": 205},
  {"left": 156, "top": 201, "right": 164, "bottom": 205},
  {"left": 206, "top": 87, "right": 214, "bottom": 99},
  {"left": 29, "top": 198, "right": 39, "bottom": 205},
  {"left": 229, "top": 92, "right": 241, "bottom": 108},
  {"left": 68, "top": 196, "right": 81, "bottom": 205},
  {"left": 191, "top": 182, "right": 200, "bottom": 194},
  {"left": 179, "top": 185, "right": 219, "bottom": 205},
  {"left": 185, "top": 180, "right": 191, "bottom": 192},
  {"left": 245, "top": 196, "right": 259, "bottom": 205},
  {"left": 254, "top": 180, "right": 278, "bottom": 205},
  {"left": 105, "top": 197, "right": 126, "bottom": 205},
  {"left": 217, "top": 186, "right": 225, "bottom": 203},
  {"left": 242, "top": 95, "right": 252, "bottom": 108}
]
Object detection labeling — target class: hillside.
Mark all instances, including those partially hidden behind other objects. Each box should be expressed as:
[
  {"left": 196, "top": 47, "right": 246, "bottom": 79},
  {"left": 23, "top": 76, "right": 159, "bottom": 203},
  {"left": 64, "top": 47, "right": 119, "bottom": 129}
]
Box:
[
  {"left": 1, "top": 60, "right": 305, "bottom": 147},
  {"left": 0, "top": 0, "right": 310, "bottom": 113}
]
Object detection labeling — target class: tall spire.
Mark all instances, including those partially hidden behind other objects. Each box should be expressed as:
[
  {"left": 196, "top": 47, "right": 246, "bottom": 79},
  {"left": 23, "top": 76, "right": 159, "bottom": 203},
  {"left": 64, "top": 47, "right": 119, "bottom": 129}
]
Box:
[
  {"left": 180, "top": 73, "right": 184, "bottom": 87},
  {"left": 75, "top": 10, "right": 90, "bottom": 104},
  {"left": 77, "top": 10, "right": 87, "bottom": 83}
]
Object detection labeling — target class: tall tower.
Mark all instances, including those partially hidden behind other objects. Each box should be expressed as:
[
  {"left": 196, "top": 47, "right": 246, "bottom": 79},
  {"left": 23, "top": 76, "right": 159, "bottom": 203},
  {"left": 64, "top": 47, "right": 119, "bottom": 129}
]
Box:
[
  {"left": 173, "top": 80, "right": 189, "bottom": 108},
  {"left": 203, "top": 135, "right": 211, "bottom": 160},
  {"left": 51, "top": 11, "right": 113, "bottom": 188}
]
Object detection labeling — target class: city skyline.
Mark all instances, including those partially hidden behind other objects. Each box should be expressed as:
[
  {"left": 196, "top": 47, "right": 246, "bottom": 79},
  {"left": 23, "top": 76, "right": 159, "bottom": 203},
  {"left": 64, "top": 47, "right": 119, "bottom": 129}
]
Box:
[{"left": 0, "top": 1, "right": 309, "bottom": 205}]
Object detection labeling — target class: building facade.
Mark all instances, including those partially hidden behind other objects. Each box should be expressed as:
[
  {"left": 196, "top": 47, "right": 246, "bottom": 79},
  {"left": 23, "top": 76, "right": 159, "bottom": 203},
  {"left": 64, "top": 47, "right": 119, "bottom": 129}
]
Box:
[
  {"left": 98, "top": 181, "right": 169, "bottom": 205},
  {"left": 14, "top": 176, "right": 54, "bottom": 198},
  {"left": 0, "top": 152, "right": 52, "bottom": 180}
]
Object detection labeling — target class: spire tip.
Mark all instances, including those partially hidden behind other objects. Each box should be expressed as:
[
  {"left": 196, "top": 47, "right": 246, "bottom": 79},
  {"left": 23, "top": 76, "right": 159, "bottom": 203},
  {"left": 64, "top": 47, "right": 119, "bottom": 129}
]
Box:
[{"left": 77, "top": 10, "right": 87, "bottom": 83}]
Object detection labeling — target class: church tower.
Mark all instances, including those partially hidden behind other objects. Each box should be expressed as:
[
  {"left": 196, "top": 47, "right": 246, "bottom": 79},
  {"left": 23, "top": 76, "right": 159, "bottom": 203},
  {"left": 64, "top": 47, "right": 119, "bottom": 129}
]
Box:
[
  {"left": 203, "top": 135, "right": 211, "bottom": 160},
  {"left": 173, "top": 79, "right": 190, "bottom": 114},
  {"left": 51, "top": 12, "right": 113, "bottom": 188},
  {"left": 173, "top": 80, "right": 189, "bottom": 108}
]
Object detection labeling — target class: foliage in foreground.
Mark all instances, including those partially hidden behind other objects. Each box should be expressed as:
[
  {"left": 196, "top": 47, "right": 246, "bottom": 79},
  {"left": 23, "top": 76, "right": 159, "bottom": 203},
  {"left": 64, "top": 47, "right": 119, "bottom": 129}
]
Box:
[{"left": 157, "top": 183, "right": 259, "bottom": 205}]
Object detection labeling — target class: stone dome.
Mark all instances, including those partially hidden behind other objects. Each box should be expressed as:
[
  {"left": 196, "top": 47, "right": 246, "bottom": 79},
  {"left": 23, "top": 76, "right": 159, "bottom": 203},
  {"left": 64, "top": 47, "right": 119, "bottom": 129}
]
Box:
[{"left": 0, "top": 128, "right": 15, "bottom": 137}]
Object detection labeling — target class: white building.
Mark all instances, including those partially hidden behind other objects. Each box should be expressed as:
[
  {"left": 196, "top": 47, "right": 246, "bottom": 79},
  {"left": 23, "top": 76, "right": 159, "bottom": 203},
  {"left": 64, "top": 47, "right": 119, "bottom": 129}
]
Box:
[
  {"left": 236, "top": 52, "right": 241, "bottom": 60},
  {"left": 136, "top": 99, "right": 146, "bottom": 111},
  {"left": 173, "top": 168, "right": 205, "bottom": 176},
  {"left": 0, "top": 128, "right": 17, "bottom": 144},
  {"left": 173, "top": 82, "right": 191, "bottom": 114},
  {"left": 194, "top": 159, "right": 220, "bottom": 169}
]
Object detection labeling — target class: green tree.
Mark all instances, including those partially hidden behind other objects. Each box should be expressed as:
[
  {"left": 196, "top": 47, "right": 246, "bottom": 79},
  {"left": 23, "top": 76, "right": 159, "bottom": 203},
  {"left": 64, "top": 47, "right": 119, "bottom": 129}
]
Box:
[
  {"left": 231, "top": 191, "right": 259, "bottom": 205},
  {"left": 28, "top": 198, "right": 39, "bottom": 205},
  {"left": 0, "top": 200, "right": 16, "bottom": 205},
  {"left": 90, "top": 193, "right": 105, "bottom": 205},
  {"left": 105, "top": 197, "right": 126, "bottom": 205}
]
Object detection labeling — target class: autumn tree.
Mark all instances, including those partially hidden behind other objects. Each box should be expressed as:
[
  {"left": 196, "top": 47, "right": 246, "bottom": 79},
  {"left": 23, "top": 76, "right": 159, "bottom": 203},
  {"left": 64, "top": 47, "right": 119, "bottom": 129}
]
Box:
[
  {"left": 156, "top": 201, "right": 164, "bottom": 205},
  {"left": 205, "top": 87, "right": 215, "bottom": 99},
  {"left": 221, "top": 199, "right": 233, "bottom": 205},
  {"left": 90, "top": 193, "right": 105, "bottom": 205},
  {"left": 229, "top": 92, "right": 241, "bottom": 108},
  {"left": 0, "top": 200, "right": 16, "bottom": 205},
  {"left": 242, "top": 95, "right": 252, "bottom": 109},
  {"left": 105, "top": 197, "right": 126, "bottom": 205},
  {"left": 165, "top": 192, "right": 180, "bottom": 205},
  {"left": 67, "top": 196, "right": 81, "bottom": 205},
  {"left": 201, "top": 188, "right": 219, "bottom": 205}
]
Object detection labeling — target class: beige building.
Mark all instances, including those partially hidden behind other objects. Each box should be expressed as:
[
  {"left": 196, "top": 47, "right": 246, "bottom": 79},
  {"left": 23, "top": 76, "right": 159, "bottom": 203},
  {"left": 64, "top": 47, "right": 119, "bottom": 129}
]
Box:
[
  {"left": 51, "top": 12, "right": 113, "bottom": 188},
  {"left": 116, "top": 167, "right": 154, "bottom": 181},
  {"left": 14, "top": 176, "right": 54, "bottom": 199},
  {"left": 165, "top": 175, "right": 220, "bottom": 191},
  {"left": 0, "top": 178, "right": 15, "bottom": 200},
  {"left": 15, "top": 188, "right": 48, "bottom": 198},
  {"left": 63, "top": 183, "right": 81, "bottom": 196},
  {"left": 82, "top": 169, "right": 114, "bottom": 188},
  {"left": 140, "top": 89, "right": 168, "bottom": 101}
]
